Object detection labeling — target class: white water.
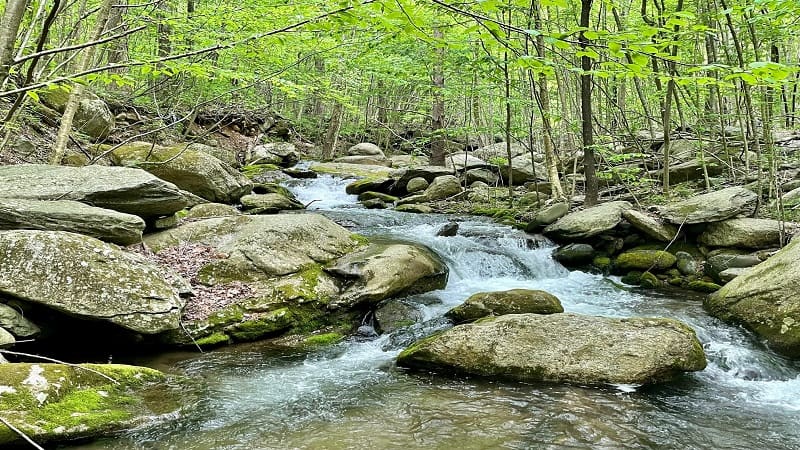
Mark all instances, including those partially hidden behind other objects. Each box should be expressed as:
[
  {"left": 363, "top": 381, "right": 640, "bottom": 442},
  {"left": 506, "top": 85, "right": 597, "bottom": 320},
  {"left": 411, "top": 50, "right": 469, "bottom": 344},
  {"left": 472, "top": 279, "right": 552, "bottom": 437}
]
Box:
[{"left": 67, "top": 173, "right": 800, "bottom": 450}]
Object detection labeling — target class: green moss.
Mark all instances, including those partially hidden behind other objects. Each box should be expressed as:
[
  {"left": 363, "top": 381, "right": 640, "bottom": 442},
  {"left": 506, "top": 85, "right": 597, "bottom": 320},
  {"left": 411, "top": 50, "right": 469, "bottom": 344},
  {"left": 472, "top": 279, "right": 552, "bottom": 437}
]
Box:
[
  {"left": 241, "top": 163, "right": 280, "bottom": 179},
  {"left": 639, "top": 271, "right": 661, "bottom": 289},
  {"left": 620, "top": 271, "right": 643, "bottom": 285},
  {"left": 687, "top": 280, "right": 722, "bottom": 293},
  {"left": 349, "top": 233, "right": 370, "bottom": 246},
  {"left": 397, "top": 331, "right": 446, "bottom": 360},
  {"left": 592, "top": 256, "right": 612, "bottom": 272},
  {"left": 195, "top": 331, "right": 230, "bottom": 347},
  {"left": 615, "top": 250, "right": 677, "bottom": 271},
  {"left": 303, "top": 332, "right": 344, "bottom": 347},
  {"left": 225, "top": 308, "right": 294, "bottom": 341}
]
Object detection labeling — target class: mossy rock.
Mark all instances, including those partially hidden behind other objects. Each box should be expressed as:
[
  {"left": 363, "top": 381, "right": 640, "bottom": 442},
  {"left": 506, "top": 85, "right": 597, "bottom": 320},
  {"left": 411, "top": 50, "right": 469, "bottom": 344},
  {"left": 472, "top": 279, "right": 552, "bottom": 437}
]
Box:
[
  {"left": 225, "top": 308, "right": 294, "bottom": 341},
  {"left": 446, "top": 289, "right": 563, "bottom": 323},
  {"left": 688, "top": 280, "right": 722, "bottom": 293},
  {"left": 358, "top": 191, "right": 399, "bottom": 203},
  {"left": 621, "top": 271, "right": 643, "bottom": 285},
  {"left": 0, "top": 363, "right": 168, "bottom": 446},
  {"left": 241, "top": 164, "right": 281, "bottom": 179},
  {"left": 592, "top": 255, "right": 612, "bottom": 273},
  {"left": 639, "top": 271, "right": 661, "bottom": 289},
  {"left": 614, "top": 250, "right": 677, "bottom": 272},
  {"left": 303, "top": 332, "right": 344, "bottom": 347},
  {"left": 395, "top": 204, "right": 433, "bottom": 214}
]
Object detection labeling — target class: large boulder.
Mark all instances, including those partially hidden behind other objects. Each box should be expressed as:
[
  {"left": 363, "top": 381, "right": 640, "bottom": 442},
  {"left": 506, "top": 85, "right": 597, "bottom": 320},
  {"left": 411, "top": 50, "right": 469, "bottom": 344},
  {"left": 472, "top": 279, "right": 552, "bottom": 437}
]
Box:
[
  {"left": 111, "top": 142, "right": 252, "bottom": 204},
  {"left": 397, "top": 313, "right": 706, "bottom": 385},
  {"left": 472, "top": 142, "right": 527, "bottom": 161},
  {"left": 499, "top": 154, "right": 547, "bottom": 184},
  {"left": 543, "top": 201, "right": 632, "bottom": 240},
  {"left": 704, "top": 252, "right": 761, "bottom": 283},
  {"left": 345, "top": 177, "right": 394, "bottom": 195},
  {"left": 249, "top": 142, "right": 299, "bottom": 167},
  {"left": 0, "top": 164, "right": 187, "bottom": 218},
  {"left": 698, "top": 218, "right": 787, "bottom": 249},
  {"left": 144, "top": 214, "right": 359, "bottom": 279},
  {"left": 326, "top": 243, "right": 448, "bottom": 308},
  {"left": 705, "top": 238, "right": 800, "bottom": 357},
  {"left": 348, "top": 142, "right": 384, "bottom": 157},
  {"left": 0, "top": 231, "right": 184, "bottom": 334},
  {"left": 658, "top": 187, "right": 757, "bottom": 224},
  {"left": 446, "top": 289, "right": 563, "bottom": 323},
  {"left": 423, "top": 175, "right": 462, "bottom": 201},
  {"left": 0, "top": 198, "right": 145, "bottom": 245},
  {"left": 445, "top": 154, "right": 490, "bottom": 171},
  {"left": 0, "top": 363, "right": 168, "bottom": 446},
  {"left": 622, "top": 209, "right": 678, "bottom": 242},
  {"left": 310, "top": 162, "right": 393, "bottom": 179},
  {"left": 40, "top": 87, "right": 114, "bottom": 139}
]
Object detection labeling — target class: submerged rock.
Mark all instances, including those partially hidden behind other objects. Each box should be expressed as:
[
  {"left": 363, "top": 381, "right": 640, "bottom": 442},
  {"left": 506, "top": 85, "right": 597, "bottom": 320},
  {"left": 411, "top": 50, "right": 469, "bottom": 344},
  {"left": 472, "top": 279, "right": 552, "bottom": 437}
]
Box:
[
  {"left": 0, "top": 363, "right": 168, "bottom": 446},
  {"left": 0, "top": 230, "right": 183, "bottom": 334},
  {"left": 0, "top": 164, "right": 187, "bottom": 218},
  {"left": 397, "top": 313, "right": 707, "bottom": 385},
  {"left": 436, "top": 222, "right": 459, "bottom": 237},
  {"left": 0, "top": 198, "right": 145, "bottom": 245},
  {"left": 111, "top": 142, "right": 252, "bottom": 204},
  {"left": 445, "top": 289, "right": 563, "bottom": 323},
  {"left": 543, "top": 201, "right": 632, "bottom": 240},
  {"left": 705, "top": 238, "right": 800, "bottom": 357}
]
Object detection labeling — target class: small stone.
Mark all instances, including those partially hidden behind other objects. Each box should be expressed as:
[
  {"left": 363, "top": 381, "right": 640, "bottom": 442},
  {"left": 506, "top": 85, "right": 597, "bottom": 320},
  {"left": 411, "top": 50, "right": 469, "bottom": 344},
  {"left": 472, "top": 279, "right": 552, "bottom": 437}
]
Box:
[{"left": 437, "top": 222, "right": 459, "bottom": 237}]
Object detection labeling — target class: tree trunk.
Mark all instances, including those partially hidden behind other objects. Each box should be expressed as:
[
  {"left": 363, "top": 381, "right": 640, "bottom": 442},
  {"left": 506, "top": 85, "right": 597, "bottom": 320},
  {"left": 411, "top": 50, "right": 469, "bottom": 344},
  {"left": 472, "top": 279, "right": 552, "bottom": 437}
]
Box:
[
  {"left": 430, "top": 27, "right": 446, "bottom": 166},
  {"left": 321, "top": 101, "right": 343, "bottom": 161},
  {"left": 0, "top": 0, "right": 30, "bottom": 87},
  {"left": 580, "top": 0, "right": 598, "bottom": 206},
  {"left": 50, "top": 0, "right": 113, "bottom": 164}
]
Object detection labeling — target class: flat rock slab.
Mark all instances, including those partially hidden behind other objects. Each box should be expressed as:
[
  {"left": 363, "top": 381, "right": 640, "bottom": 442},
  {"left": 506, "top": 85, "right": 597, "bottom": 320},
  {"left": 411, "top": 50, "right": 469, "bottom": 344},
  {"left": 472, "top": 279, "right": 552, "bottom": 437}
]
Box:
[
  {"left": 0, "top": 198, "right": 145, "bottom": 245},
  {"left": 446, "top": 289, "right": 563, "bottom": 323},
  {"left": 622, "top": 209, "right": 678, "bottom": 242},
  {"left": 0, "top": 164, "right": 187, "bottom": 218},
  {"left": 658, "top": 187, "right": 757, "bottom": 224},
  {"left": 698, "top": 218, "right": 788, "bottom": 249},
  {"left": 144, "top": 214, "right": 360, "bottom": 280},
  {"left": 111, "top": 142, "right": 252, "bottom": 203},
  {"left": 398, "top": 313, "right": 707, "bottom": 385},
  {"left": 0, "top": 230, "right": 183, "bottom": 334},
  {"left": 544, "top": 201, "right": 632, "bottom": 240},
  {"left": 705, "top": 238, "right": 800, "bottom": 357}
]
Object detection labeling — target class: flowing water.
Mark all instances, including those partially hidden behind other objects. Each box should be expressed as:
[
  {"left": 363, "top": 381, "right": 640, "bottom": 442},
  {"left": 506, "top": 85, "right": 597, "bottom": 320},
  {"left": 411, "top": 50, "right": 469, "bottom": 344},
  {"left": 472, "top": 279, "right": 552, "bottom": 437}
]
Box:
[{"left": 65, "top": 174, "right": 800, "bottom": 450}]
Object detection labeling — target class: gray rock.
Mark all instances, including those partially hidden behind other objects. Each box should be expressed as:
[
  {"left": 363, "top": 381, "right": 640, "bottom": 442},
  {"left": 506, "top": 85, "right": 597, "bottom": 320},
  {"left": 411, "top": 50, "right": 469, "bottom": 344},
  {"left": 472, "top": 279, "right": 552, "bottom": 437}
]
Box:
[
  {"left": 698, "top": 218, "right": 787, "bottom": 249},
  {"left": 0, "top": 230, "right": 183, "bottom": 334},
  {"left": 0, "top": 303, "right": 40, "bottom": 337},
  {"left": 310, "top": 162, "right": 393, "bottom": 179},
  {"left": 499, "top": 154, "right": 547, "bottom": 184},
  {"left": 0, "top": 327, "right": 15, "bottom": 348},
  {"left": 553, "top": 243, "right": 595, "bottom": 265},
  {"left": 705, "top": 238, "right": 800, "bottom": 356},
  {"left": 388, "top": 154, "right": 429, "bottom": 167},
  {"left": 718, "top": 267, "right": 748, "bottom": 283},
  {"left": 405, "top": 177, "right": 429, "bottom": 193},
  {"left": 282, "top": 168, "right": 317, "bottom": 178},
  {"left": 345, "top": 177, "right": 394, "bottom": 195},
  {"left": 445, "top": 154, "right": 490, "bottom": 171},
  {"left": 464, "top": 168, "right": 498, "bottom": 186},
  {"left": 111, "top": 142, "right": 252, "bottom": 204},
  {"left": 187, "top": 142, "right": 239, "bottom": 168},
  {"left": 544, "top": 201, "right": 632, "bottom": 240},
  {"left": 390, "top": 166, "right": 454, "bottom": 191},
  {"left": 375, "top": 300, "right": 423, "bottom": 333},
  {"left": 530, "top": 202, "right": 569, "bottom": 228},
  {"left": 185, "top": 203, "right": 241, "bottom": 220},
  {"left": 334, "top": 155, "right": 392, "bottom": 166},
  {"left": 0, "top": 198, "right": 145, "bottom": 245},
  {"left": 705, "top": 253, "right": 762, "bottom": 283},
  {"left": 395, "top": 204, "right": 433, "bottom": 214},
  {"left": 658, "top": 187, "right": 758, "bottom": 224},
  {"left": 328, "top": 242, "right": 448, "bottom": 308},
  {"left": 398, "top": 313, "right": 707, "bottom": 385},
  {"left": 250, "top": 142, "right": 299, "bottom": 167},
  {"left": 424, "top": 175, "right": 462, "bottom": 201},
  {"left": 362, "top": 198, "right": 387, "bottom": 209},
  {"left": 395, "top": 193, "right": 429, "bottom": 206},
  {"left": 472, "top": 142, "right": 527, "bottom": 161},
  {"left": 445, "top": 289, "right": 563, "bottom": 323},
  {"left": 348, "top": 142, "right": 384, "bottom": 157},
  {"left": 437, "top": 222, "right": 459, "bottom": 237},
  {"left": 240, "top": 193, "right": 304, "bottom": 214},
  {"left": 0, "top": 164, "right": 187, "bottom": 219},
  {"left": 675, "top": 251, "right": 697, "bottom": 275},
  {"left": 40, "top": 88, "right": 114, "bottom": 139},
  {"left": 622, "top": 209, "right": 678, "bottom": 242}
]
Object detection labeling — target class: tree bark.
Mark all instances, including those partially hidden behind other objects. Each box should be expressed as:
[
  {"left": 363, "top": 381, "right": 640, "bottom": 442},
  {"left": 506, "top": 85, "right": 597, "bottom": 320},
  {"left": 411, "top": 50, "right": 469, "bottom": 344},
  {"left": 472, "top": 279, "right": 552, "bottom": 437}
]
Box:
[
  {"left": 580, "top": 0, "right": 598, "bottom": 206},
  {"left": 430, "top": 27, "right": 446, "bottom": 166},
  {"left": 0, "top": 0, "right": 30, "bottom": 87}
]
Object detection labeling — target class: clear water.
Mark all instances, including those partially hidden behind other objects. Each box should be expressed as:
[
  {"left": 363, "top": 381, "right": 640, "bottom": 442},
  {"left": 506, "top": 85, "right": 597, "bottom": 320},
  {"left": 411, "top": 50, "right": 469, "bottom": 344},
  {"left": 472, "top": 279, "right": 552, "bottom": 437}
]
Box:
[{"left": 65, "top": 174, "right": 800, "bottom": 450}]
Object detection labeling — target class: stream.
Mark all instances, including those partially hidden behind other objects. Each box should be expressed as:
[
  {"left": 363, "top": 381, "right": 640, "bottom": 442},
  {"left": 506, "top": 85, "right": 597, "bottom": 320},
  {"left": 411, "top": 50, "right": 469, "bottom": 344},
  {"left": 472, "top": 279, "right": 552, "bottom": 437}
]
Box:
[{"left": 64, "top": 174, "right": 800, "bottom": 449}]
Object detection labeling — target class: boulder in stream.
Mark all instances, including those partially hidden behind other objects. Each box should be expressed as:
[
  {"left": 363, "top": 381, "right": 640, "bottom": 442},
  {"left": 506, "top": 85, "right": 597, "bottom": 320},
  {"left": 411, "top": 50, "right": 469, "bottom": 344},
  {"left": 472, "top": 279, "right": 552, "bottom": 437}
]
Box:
[
  {"left": 705, "top": 238, "right": 800, "bottom": 357},
  {"left": 446, "top": 289, "right": 563, "bottom": 323},
  {"left": 397, "top": 313, "right": 707, "bottom": 385},
  {"left": 658, "top": 187, "right": 757, "bottom": 224},
  {"left": 0, "top": 363, "right": 170, "bottom": 446},
  {"left": 543, "top": 201, "right": 632, "bottom": 240},
  {"left": 698, "top": 218, "right": 787, "bottom": 249}
]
